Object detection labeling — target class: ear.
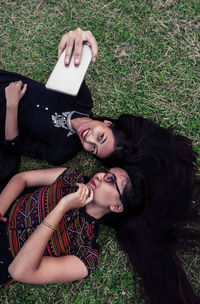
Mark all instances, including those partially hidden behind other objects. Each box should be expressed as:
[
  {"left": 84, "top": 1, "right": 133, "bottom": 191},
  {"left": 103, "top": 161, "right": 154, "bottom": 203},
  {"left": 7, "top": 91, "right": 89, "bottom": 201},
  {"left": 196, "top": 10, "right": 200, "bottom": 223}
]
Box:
[
  {"left": 103, "top": 120, "right": 113, "bottom": 127},
  {"left": 110, "top": 202, "right": 124, "bottom": 213}
]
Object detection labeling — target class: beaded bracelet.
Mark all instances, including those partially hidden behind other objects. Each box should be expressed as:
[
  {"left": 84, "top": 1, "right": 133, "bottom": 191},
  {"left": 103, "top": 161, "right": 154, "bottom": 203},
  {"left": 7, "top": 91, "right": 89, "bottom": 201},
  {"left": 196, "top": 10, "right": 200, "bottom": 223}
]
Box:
[{"left": 42, "top": 220, "right": 57, "bottom": 231}]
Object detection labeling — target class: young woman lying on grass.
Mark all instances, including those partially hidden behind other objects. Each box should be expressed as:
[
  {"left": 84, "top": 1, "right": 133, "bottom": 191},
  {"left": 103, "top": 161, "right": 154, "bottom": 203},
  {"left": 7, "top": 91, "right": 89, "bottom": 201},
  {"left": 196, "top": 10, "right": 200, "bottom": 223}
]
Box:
[
  {"left": 0, "top": 152, "right": 199, "bottom": 304},
  {"left": 0, "top": 28, "right": 196, "bottom": 198}
]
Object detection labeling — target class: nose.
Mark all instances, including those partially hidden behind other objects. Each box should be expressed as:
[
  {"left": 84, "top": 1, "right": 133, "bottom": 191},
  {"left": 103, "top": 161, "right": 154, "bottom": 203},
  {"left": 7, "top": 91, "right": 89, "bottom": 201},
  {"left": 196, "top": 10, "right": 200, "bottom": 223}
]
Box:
[
  {"left": 83, "top": 141, "right": 93, "bottom": 152},
  {"left": 94, "top": 172, "right": 105, "bottom": 182}
]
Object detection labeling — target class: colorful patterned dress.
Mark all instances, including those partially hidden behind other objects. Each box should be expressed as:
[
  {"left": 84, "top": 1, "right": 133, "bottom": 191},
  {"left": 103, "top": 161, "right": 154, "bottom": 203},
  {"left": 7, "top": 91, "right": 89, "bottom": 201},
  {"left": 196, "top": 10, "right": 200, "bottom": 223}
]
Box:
[{"left": 0, "top": 167, "right": 99, "bottom": 286}]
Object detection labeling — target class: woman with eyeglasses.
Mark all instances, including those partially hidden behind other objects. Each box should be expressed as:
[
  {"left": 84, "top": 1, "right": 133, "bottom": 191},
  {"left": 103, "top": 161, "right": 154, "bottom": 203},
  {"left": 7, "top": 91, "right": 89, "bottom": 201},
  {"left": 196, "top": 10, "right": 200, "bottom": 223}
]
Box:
[
  {"left": 1, "top": 28, "right": 197, "bottom": 197},
  {"left": 0, "top": 156, "right": 200, "bottom": 303},
  {"left": 0, "top": 166, "right": 134, "bottom": 286}
]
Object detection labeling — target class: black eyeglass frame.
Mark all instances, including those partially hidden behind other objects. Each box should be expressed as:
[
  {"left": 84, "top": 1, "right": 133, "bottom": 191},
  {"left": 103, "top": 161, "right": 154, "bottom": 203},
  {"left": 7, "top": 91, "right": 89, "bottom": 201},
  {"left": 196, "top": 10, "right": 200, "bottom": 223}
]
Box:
[{"left": 104, "top": 169, "right": 122, "bottom": 200}]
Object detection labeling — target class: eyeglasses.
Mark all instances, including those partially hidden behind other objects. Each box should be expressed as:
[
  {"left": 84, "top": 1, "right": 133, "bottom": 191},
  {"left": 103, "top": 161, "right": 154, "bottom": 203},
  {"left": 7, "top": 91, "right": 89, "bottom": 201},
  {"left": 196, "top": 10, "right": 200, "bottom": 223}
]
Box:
[{"left": 103, "top": 169, "right": 122, "bottom": 200}]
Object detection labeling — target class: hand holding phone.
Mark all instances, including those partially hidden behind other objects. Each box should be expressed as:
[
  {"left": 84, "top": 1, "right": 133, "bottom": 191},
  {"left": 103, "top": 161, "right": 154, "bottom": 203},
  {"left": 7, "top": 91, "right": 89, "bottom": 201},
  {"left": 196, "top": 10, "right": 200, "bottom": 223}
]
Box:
[
  {"left": 46, "top": 44, "right": 92, "bottom": 96},
  {"left": 58, "top": 28, "right": 98, "bottom": 65}
]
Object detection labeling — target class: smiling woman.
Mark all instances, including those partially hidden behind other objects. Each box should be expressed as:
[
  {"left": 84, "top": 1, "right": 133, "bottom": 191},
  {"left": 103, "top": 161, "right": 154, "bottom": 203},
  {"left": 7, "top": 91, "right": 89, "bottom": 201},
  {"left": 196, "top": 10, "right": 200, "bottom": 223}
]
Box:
[
  {"left": 70, "top": 117, "right": 115, "bottom": 157},
  {"left": 1, "top": 28, "right": 198, "bottom": 195}
]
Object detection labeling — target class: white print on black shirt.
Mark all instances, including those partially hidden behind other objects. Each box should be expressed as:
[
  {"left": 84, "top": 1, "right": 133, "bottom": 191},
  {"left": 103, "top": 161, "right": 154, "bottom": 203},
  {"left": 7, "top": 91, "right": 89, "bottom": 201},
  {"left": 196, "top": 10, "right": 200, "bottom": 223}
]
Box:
[{"left": 51, "top": 111, "right": 75, "bottom": 137}]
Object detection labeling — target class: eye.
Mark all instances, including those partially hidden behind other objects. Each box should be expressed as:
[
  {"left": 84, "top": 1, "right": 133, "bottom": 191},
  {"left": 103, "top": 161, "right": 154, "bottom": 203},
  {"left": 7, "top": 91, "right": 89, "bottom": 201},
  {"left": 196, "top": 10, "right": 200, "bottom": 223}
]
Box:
[
  {"left": 106, "top": 175, "right": 115, "bottom": 183},
  {"left": 91, "top": 146, "right": 95, "bottom": 153},
  {"left": 98, "top": 134, "right": 104, "bottom": 141}
]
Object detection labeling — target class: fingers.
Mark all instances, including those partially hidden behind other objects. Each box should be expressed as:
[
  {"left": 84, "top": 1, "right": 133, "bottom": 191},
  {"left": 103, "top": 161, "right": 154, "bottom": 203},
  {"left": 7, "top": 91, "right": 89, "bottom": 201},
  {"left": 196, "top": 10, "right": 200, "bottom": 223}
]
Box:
[
  {"left": 21, "top": 83, "right": 27, "bottom": 95},
  {"left": 58, "top": 32, "right": 74, "bottom": 64},
  {"left": 84, "top": 30, "right": 98, "bottom": 63},
  {"left": 76, "top": 183, "right": 93, "bottom": 206},
  {"left": 14, "top": 80, "right": 23, "bottom": 87},
  {"left": 58, "top": 28, "right": 98, "bottom": 66},
  {"left": 9, "top": 81, "right": 27, "bottom": 93},
  {"left": 76, "top": 183, "right": 89, "bottom": 198},
  {"left": 5, "top": 81, "right": 27, "bottom": 104},
  {"left": 74, "top": 30, "right": 83, "bottom": 66},
  {"left": 58, "top": 33, "right": 70, "bottom": 59},
  {"left": 63, "top": 29, "right": 83, "bottom": 66},
  {"left": 8, "top": 80, "right": 23, "bottom": 87},
  {"left": 86, "top": 188, "right": 93, "bottom": 204},
  {"left": 58, "top": 35, "right": 66, "bottom": 58}
]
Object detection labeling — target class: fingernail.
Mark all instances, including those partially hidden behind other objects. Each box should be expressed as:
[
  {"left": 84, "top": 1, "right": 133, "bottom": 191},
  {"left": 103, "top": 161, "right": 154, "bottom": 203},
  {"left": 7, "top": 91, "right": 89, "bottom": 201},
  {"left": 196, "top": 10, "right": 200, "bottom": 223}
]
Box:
[
  {"left": 65, "top": 58, "right": 69, "bottom": 65},
  {"left": 92, "top": 57, "right": 96, "bottom": 62},
  {"left": 75, "top": 58, "right": 80, "bottom": 65}
]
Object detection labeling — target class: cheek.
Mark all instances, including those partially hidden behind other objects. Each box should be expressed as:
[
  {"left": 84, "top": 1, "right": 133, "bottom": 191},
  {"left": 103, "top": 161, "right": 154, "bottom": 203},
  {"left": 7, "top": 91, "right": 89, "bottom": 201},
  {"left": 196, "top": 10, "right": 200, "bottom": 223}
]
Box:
[
  {"left": 94, "top": 185, "right": 112, "bottom": 204},
  {"left": 93, "top": 188, "right": 106, "bottom": 205},
  {"left": 93, "top": 124, "right": 106, "bottom": 135}
]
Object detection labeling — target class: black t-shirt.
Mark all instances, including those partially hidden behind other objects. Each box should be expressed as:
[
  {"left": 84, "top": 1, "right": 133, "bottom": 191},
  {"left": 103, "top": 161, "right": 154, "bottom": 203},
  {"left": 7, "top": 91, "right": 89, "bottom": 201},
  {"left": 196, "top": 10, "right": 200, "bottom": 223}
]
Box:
[{"left": 0, "top": 70, "right": 93, "bottom": 165}]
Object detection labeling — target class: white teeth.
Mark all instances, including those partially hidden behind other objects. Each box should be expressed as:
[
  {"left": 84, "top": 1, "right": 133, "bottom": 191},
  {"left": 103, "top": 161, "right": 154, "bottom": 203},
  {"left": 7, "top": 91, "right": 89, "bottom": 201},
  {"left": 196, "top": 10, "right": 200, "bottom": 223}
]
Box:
[{"left": 83, "top": 129, "right": 89, "bottom": 138}]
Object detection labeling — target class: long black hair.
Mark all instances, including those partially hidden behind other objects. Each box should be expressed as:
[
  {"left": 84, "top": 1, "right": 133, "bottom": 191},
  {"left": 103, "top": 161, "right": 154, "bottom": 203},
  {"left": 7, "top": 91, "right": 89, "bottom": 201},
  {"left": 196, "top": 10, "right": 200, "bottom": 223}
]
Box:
[
  {"left": 102, "top": 134, "right": 200, "bottom": 303},
  {"left": 100, "top": 114, "right": 180, "bottom": 169}
]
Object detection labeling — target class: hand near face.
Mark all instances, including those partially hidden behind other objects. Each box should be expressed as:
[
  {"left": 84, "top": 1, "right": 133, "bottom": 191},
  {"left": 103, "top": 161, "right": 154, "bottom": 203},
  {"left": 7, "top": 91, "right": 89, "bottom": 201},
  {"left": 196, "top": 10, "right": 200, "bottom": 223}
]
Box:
[
  {"left": 59, "top": 183, "right": 93, "bottom": 211},
  {"left": 5, "top": 81, "right": 27, "bottom": 108},
  {"left": 58, "top": 27, "right": 98, "bottom": 66}
]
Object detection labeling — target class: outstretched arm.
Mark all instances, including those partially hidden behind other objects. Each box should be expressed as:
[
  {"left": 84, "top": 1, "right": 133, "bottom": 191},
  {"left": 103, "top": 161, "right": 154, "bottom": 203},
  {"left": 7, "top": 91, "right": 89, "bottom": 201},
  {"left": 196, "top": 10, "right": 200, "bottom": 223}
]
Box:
[
  {"left": 8, "top": 184, "right": 93, "bottom": 284},
  {"left": 58, "top": 27, "right": 98, "bottom": 65},
  {"left": 0, "top": 167, "right": 66, "bottom": 222},
  {"left": 5, "top": 81, "right": 27, "bottom": 141}
]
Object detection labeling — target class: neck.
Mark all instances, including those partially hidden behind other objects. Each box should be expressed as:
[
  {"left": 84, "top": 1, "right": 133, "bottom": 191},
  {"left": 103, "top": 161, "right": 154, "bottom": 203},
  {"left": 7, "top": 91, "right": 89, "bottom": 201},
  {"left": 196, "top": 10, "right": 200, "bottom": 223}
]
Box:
[
  {"left": 70, "top": 117, "right": 91, "bottom": 132},
  {"left": 85, "top": 202, "right": 109, "bottom": 220}
]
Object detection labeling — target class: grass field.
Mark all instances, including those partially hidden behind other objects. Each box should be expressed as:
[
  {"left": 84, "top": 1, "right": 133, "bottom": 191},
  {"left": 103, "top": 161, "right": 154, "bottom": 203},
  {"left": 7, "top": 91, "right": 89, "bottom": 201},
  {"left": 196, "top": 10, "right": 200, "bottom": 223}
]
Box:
[{"left": 0, "top": 0, "right": 199, "bottom": 303}]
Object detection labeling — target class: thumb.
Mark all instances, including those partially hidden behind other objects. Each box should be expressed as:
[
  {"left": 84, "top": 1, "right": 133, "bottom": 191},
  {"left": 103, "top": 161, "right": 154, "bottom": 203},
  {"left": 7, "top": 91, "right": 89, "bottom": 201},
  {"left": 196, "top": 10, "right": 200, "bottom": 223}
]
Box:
[
  {"left": 21, "top": 83, "right": 27, "bottom": 96},
  {"left": 85, "top": 189, "right": 93, "bottom": 204}
]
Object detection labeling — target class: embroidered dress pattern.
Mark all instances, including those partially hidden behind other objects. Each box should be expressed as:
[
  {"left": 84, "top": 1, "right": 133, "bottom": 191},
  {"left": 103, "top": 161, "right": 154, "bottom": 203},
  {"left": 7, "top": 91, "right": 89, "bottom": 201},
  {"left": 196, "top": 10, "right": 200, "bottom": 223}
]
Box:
[{"left": 8, "top": 167, "right": 99, "bottom": 276}]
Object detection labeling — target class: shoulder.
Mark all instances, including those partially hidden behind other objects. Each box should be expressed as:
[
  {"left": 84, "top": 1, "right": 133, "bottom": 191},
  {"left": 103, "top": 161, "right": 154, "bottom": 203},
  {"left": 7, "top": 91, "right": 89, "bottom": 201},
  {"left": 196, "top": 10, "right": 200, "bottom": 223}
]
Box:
[{"left": 56, "top": 167, "right": 86, "bottom": 185}]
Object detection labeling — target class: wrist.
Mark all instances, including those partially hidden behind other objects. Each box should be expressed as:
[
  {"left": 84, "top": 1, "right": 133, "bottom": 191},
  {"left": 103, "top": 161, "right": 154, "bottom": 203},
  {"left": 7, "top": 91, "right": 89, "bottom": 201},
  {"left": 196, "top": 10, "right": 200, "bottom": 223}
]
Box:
[
  {"left": 50, "top": 201, "right": 69, "bottom": 217},
  {"left": 58, "top": 197, "right": 72, "bottom": 213},
  {"left": 42, "top": 203, "right": 67, "bottom": 228},
  {"left": 42, "top": 220, "right": 57, "bottom": 231},
  {"left": 6, "top": 101, "right": 19, "bottom": 109}
]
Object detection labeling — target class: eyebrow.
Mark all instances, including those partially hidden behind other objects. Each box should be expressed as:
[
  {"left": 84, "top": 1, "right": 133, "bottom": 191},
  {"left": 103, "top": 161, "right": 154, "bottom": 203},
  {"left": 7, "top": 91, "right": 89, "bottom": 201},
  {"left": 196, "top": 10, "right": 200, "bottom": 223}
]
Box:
[
  {"left": 95, "top": 136, "right": 108, "bottom": 156},
  {"left": 109, "top": 171, "right": 122, "bottom": 198},
  {"left": 101, "top": 136, "right": 107, "bottom": 145},
  {"left": 113, "top": 174, "right": 121, "bottom": 195}
]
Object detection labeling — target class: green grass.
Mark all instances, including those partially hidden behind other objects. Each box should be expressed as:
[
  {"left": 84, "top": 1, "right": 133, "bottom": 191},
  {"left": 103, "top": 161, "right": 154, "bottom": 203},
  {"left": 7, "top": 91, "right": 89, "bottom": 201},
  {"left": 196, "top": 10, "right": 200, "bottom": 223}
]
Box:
[{"left": 0, "top": 0, "right": 200, "bottom": 303}]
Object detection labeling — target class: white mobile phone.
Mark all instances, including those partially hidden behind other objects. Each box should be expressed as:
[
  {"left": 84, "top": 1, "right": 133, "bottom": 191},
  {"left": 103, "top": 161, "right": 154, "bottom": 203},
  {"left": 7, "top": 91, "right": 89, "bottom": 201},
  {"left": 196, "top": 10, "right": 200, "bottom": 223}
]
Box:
[{"left": 45, "top": 44, "right": 92, "bottom": 96}]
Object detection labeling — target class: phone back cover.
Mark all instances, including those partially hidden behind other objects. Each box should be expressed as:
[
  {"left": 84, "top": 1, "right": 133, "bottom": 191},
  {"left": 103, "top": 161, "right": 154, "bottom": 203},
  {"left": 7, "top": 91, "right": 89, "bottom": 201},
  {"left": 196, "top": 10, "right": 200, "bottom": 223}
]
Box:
[{"left": 46, "top": 45, "right": 92, "bottom": 96}]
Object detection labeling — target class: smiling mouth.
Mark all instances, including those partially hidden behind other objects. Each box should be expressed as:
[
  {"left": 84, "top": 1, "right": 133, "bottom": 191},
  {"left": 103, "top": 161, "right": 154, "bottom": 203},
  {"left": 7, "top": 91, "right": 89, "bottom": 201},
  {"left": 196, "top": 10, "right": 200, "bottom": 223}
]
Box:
[{"left": 81, "top": 128, "right": 89, "bottom": 139}]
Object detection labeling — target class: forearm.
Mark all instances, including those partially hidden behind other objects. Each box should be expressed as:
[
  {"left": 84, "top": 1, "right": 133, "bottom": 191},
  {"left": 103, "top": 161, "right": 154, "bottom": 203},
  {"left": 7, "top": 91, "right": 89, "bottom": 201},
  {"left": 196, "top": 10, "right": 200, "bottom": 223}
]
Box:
[
  {"left": 0, "top": 174, "right": 26, "bottom": 216},
  {"left": 9, "top": 200, "right": 68, "bottom": 279},
  {"left": 5, "top": 105, "right": 19, "bottom": 140}
]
